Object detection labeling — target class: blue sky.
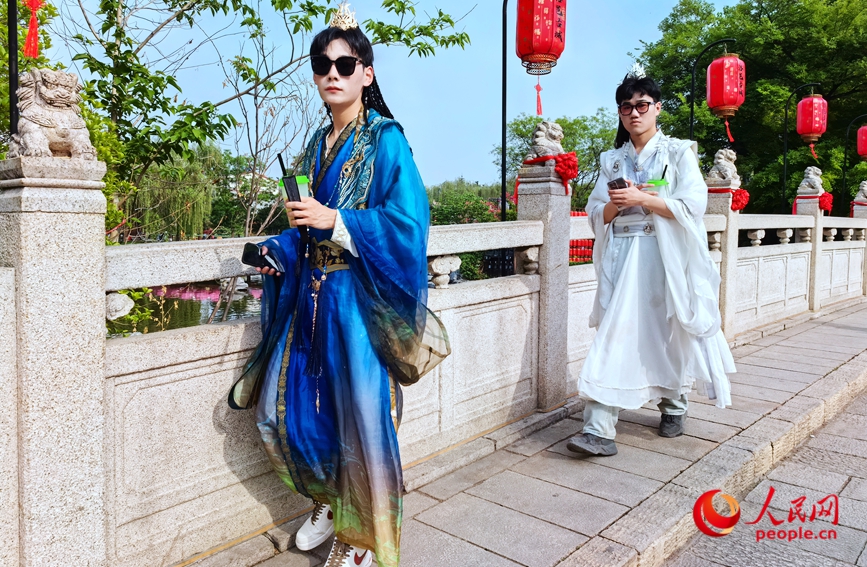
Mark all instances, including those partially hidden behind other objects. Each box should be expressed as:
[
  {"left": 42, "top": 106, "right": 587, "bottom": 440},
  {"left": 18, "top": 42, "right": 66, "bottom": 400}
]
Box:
[{"left": 49, "top": 0, "right": 737, "bottom": 185}]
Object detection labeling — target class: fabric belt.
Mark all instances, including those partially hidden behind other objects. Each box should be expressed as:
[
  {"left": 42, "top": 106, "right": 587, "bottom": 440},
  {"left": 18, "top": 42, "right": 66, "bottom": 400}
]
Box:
[
  {"left": 613, "top": 220, "right": 656, "bottom": 237},
  {"left": 310, "top": 239, "right": 350, "bottom": 271}
]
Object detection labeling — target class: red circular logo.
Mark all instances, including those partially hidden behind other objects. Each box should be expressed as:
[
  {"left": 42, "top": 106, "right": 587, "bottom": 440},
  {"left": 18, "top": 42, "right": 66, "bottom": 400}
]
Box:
[{"left": 693, "top": 489, "right": 741, "bottom": 537}]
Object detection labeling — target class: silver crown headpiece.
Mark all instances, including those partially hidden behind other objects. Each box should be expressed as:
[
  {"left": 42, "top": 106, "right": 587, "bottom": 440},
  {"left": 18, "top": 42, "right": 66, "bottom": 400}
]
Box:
[
  {"left": 330, "top": 2, "right": 359, "bottom": 30},
  {"left": 626, "top": 62, "right": 647, "bottom": 80}
]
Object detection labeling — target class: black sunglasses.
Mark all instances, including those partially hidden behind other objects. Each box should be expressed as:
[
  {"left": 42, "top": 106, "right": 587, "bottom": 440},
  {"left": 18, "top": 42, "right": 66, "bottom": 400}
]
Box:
[
  {"left": 618, "top": 101, "right": 656, "bottom": 116},
  {"left": 311, "top": 55, "right": 363, "bottom": 77}
]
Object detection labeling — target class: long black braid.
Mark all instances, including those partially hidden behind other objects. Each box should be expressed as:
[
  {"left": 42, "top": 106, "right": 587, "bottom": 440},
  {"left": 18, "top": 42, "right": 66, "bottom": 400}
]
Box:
[{"left": 311, "top": 27, "right": 394, "bottom": 121}]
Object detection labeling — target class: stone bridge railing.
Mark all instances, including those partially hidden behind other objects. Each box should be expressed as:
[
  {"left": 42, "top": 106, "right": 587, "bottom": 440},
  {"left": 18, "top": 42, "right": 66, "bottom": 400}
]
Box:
[{"left": 2, "top": 156, "right": 867, "bottom": 567}]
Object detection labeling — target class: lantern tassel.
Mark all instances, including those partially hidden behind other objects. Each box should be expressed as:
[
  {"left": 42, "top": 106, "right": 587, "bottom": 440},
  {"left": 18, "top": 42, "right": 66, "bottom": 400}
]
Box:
[
  {"left": 535, "top": 79, "right": 543, "bottom": 117},
  {"left": 23, "top": 0, "right": 43, "bottom": 59},
  {"left": 536, "top": 78, "right": 542, "bottom": 116},
  {"left": 724, "top": 118, "right": 735, "bottom": 143},
  {"left": 809, "top": 143, "right": 819, "bottom": 161}
]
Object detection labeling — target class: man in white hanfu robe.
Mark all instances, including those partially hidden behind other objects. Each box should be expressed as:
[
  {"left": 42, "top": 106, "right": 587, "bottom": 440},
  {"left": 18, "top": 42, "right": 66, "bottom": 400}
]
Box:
[{"left": 567, "top": 74, "right": 735, "bottom": 457}]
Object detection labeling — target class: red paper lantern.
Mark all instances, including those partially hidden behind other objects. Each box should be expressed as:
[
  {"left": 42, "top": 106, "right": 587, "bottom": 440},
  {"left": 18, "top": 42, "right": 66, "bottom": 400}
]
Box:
[
  {"left": 707, "top": 55, "right": 745, "bottom": 118},
  {"left": 797, "top": 94, "right": 828, "bottom": 143},
  {"left": 797, "top": 94, "right": 828, "bottom": 160},
  {"left": 516, "top": 0, "right": 567, "bottom": 76},
  {"left": 858, "top": 125, "right": 867, "bottom": 162},
  {"left": 706, "top": 54, "right": 745, "bottom": 142}
]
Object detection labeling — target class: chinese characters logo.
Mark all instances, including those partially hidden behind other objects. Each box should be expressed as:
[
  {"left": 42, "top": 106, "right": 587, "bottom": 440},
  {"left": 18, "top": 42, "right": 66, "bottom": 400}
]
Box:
[{"left": 693, "top": 486, "right": 840, "bottom": 542}]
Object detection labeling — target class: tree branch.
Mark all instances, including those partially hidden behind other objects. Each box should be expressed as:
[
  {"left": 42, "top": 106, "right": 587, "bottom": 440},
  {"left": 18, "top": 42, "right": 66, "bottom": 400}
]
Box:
[{"left": 133, "top": 0, "right": 203, "bottom": 55}]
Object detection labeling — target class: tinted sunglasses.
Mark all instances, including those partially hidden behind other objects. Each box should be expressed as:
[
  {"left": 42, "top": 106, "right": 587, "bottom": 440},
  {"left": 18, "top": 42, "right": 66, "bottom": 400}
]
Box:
[
  {"left": 618, "top": 101, "right": 656, "bottom": 116},
  {"left": 311, "top": 55, "right": 363, "bottom": 77}
]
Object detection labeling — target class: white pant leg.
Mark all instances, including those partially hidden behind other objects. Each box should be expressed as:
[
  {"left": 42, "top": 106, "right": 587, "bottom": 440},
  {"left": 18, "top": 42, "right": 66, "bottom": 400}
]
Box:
[
  {"left": 582, "top": 400, "right": 620, "bottom": 440},
  {"left": 658, "top": 393, "right": 689, "bottom": 416}
]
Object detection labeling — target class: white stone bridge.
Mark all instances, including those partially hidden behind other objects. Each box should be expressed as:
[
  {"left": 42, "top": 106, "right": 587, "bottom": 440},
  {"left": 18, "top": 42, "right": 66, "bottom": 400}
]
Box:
[{"left": 1, "top": 157, "right": 866, "bottom": 566}]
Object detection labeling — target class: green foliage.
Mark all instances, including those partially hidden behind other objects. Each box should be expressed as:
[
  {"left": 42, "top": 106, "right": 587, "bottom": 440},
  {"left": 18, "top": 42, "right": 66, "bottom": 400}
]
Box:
[
  {"left": 429, "top": 188, "right": 497, "bottom": 280},
  {"left": 209, "top": 151, "right": 286, "bottom": 237},
  {"left": 493, "top": 109, "right": 617, "bottom": 210},
  {"left": 639, "top": 0, "right": 867, "bottom": 214},
  {"left": 457, "top": 252, "right": 486, "bottom": 281},
  {"left": 0, "top": 0, "right": 59, "bottom": 152},
  {"left": 429, "top": 187, "right": 497, "bottom": 226},
  {"left": 82, "top": 108, "right": 136, "bottom": 238},
  {"left": 106, "top": 288, "right": 154, "bottom": 336},
  {"left": 427, "top": 177, "right": 502, "bottom": 201},
  {"left": 127, "top": 145, "right": 222, "bottom": 241}
]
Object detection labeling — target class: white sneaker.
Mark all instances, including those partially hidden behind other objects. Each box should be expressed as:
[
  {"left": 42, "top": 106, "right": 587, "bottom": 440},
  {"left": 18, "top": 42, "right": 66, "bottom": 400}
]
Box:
[
  {"left": 295, "top": 501, "right": 334, "bottom": 551},
  {"left": 324, "top": 539, "right": 373, "bottom": 567}
]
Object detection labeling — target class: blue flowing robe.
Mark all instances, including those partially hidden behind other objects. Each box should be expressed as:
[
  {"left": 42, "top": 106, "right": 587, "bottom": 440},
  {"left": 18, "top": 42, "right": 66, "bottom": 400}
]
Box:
[{"left": 232, "top": 111, "right": 437, "bottom": 567}]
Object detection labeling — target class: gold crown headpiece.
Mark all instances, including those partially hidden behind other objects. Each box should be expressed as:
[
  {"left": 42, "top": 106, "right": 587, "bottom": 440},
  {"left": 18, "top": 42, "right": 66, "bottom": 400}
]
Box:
[{"left": 330, "top": 2, "right": 359, "bottom": 31}]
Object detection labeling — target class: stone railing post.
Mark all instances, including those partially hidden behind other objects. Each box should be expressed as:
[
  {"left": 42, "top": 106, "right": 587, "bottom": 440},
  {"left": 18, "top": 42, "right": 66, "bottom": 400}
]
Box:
[
  {"left": 517, "top": 164, "right": 570, "bottom": 411},
  {"left": 0, "top": 268, "right": 17, "bottom": 567},
  {"left": 706, "top": 192, "right": 739, "bottom": 340},
  {"left": 795, "top": 193, "right": 824, "bottom": 312},
  {"left": 854, "top": 201, "right": 867, "bottom": 296},
  {"left": 0, "top": 157, "right": 108, "bottom": 566}
]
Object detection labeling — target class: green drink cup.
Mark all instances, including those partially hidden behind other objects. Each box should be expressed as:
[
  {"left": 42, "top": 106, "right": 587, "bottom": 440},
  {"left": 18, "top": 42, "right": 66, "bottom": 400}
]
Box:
[{"left": 643, "top": 179, "right": 669, "bottom": 192}]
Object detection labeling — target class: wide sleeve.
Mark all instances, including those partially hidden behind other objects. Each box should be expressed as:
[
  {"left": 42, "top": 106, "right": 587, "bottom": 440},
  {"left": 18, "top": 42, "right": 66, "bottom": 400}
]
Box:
[
  {"left": 654, "top": 141, "right": 721, "bottom": 338},
  {"left": 228, "top": 229, "right": 301, "bottom": 409},
  {"left": 339, "top": 124, "right": 450, "bottom": 385}
]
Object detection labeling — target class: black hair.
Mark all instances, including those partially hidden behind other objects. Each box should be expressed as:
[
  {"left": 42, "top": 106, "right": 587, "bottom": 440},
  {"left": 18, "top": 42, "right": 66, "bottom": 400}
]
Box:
[
  {"left": 614, "top": 76, "right": 662, "bottom": 149},
  {"left": 310, "top": 27, "right": 394, "bottom": 120}
]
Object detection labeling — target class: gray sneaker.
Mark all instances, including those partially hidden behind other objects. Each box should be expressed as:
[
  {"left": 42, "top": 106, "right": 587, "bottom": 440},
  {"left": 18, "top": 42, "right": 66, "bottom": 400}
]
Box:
[
  {"left": 658, "top": 414, "right": 685, "bottom": 438},
  {"left": 566, "top": 433, "right": 618, "bottom": 456}
]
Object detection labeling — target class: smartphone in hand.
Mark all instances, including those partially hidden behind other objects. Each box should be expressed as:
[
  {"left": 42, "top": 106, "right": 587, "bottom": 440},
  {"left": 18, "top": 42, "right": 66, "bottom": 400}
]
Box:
[
  {"left": 607, "top": 177, "right": 629, "bottom": 190},
  {"left": 607, "top": 177, "right": 629, "bottom": 211},
  {"left": 242, "top": 242, "right": 285, "bottom": 274}
]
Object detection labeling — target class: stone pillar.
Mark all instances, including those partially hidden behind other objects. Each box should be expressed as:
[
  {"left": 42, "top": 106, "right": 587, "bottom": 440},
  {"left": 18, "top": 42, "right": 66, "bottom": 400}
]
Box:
[
  {"left": 855, "top": 203, "right": 867, "bottom": 297},
  {"left": 0, "top": 268, "right": 17, "bottom": 567},
  {"left": 0, "top": 157, "right": 107, "bottom": 567},
  {"left": 706, "top": 192, "right": 739, "bottom": 339},
  {"left": 517, "top": 164, "right": 570, "bottom": 411},
  {"left": 795, "top": 197, "right": 824, "bottom": 312}
]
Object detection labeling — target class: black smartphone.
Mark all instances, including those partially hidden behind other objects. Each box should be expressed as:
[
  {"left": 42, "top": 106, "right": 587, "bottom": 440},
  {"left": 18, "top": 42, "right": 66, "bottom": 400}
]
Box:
[
  {"left": 607, "top": 177, "right": 629, "bottom": 190},
  {"left": 242, "top": 242, "right": 285, "bottom": 273}
]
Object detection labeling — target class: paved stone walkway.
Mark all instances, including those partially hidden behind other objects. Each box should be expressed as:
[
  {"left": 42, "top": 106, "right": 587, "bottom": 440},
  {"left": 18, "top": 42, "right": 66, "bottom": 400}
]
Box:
[
  {"left": 198, "top": 300, "right": 867, "bottom": 567},
  {"left": 667, "top": 387, "right": 867, "bottom": 567}
]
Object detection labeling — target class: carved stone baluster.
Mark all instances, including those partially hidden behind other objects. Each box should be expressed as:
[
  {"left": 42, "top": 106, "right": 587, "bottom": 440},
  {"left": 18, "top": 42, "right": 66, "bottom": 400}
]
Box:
[
  {"left": 748, "top": 229, "right": 765, "bottom": 247},
  {"left": 841, "top": 228, "right": 854, "bottom": 242},
  {"left": 798, "top": 228, "right": 813, "bottom": 243},
  {"left": 824, "top": 228, "right": 838, "bottom": 242},
  {"left": 519, "top": 246, "right": 540, "bottom": 275},
  {"left": 857, "top": 228, "right": 866, "bottom": 242},
  {"left": 428, "top": 255, "right": 461, "bottom": 289},
  {"left": 776, "top": 228, "right": 793, "bottom": 245},
  {"left": 707, "top": 232, "right": 722, "bottom": 252}
]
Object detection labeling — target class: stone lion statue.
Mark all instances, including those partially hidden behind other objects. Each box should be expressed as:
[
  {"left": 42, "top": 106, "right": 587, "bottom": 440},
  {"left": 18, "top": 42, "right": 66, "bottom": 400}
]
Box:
[
  {"left": 857, "top": 180, "right": 867, "bottom": 202},
  {"left": 705, "top": 148, "right": 741, "bottom": 188},
  {"left": 7, "top": 69, "right": 96, "bottom": 160},
  {"left": 525, "top": 121, "right": 565, "bottom": 161},
  {"left": 797, "top": 166, "right": 825, "bottom": 195}
]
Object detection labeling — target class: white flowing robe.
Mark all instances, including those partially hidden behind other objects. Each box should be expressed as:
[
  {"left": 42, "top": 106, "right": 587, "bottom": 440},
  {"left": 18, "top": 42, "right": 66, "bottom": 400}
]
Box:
[{"left": 579, "top": 131, "right": 735, "bottom": 410}]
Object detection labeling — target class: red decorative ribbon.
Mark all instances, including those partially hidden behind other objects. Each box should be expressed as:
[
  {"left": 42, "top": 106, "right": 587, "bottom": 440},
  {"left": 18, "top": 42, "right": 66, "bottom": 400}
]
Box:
[
  {"left": 724, "top": 118, "right": 735, "bottom": 143},
  {"left": 809, "top": 143, "right": 819, "bottom": 161},
  {"left": 849, "top": 201, "right": 867, "bottom": 218},
  {"left": 708, "top": 188, "right": 750, "bottom": 211},
  {"left": 23, "top": 0, "right": 44, "bottom": 59},
  {"left": 792, "top": 193, "right": 833, "bottom": 215},
  {"left": 522, "top": 152, "right": 578, "bottom": 193},
  {"left": 535, "top": 79, "right": 543, "bottom": 117}
]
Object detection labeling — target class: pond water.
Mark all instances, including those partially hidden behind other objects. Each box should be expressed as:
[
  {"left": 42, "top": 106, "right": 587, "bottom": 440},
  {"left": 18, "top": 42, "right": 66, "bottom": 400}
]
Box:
[{"left": 107, "top": 279, "right": 262, "bottom": 337}]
